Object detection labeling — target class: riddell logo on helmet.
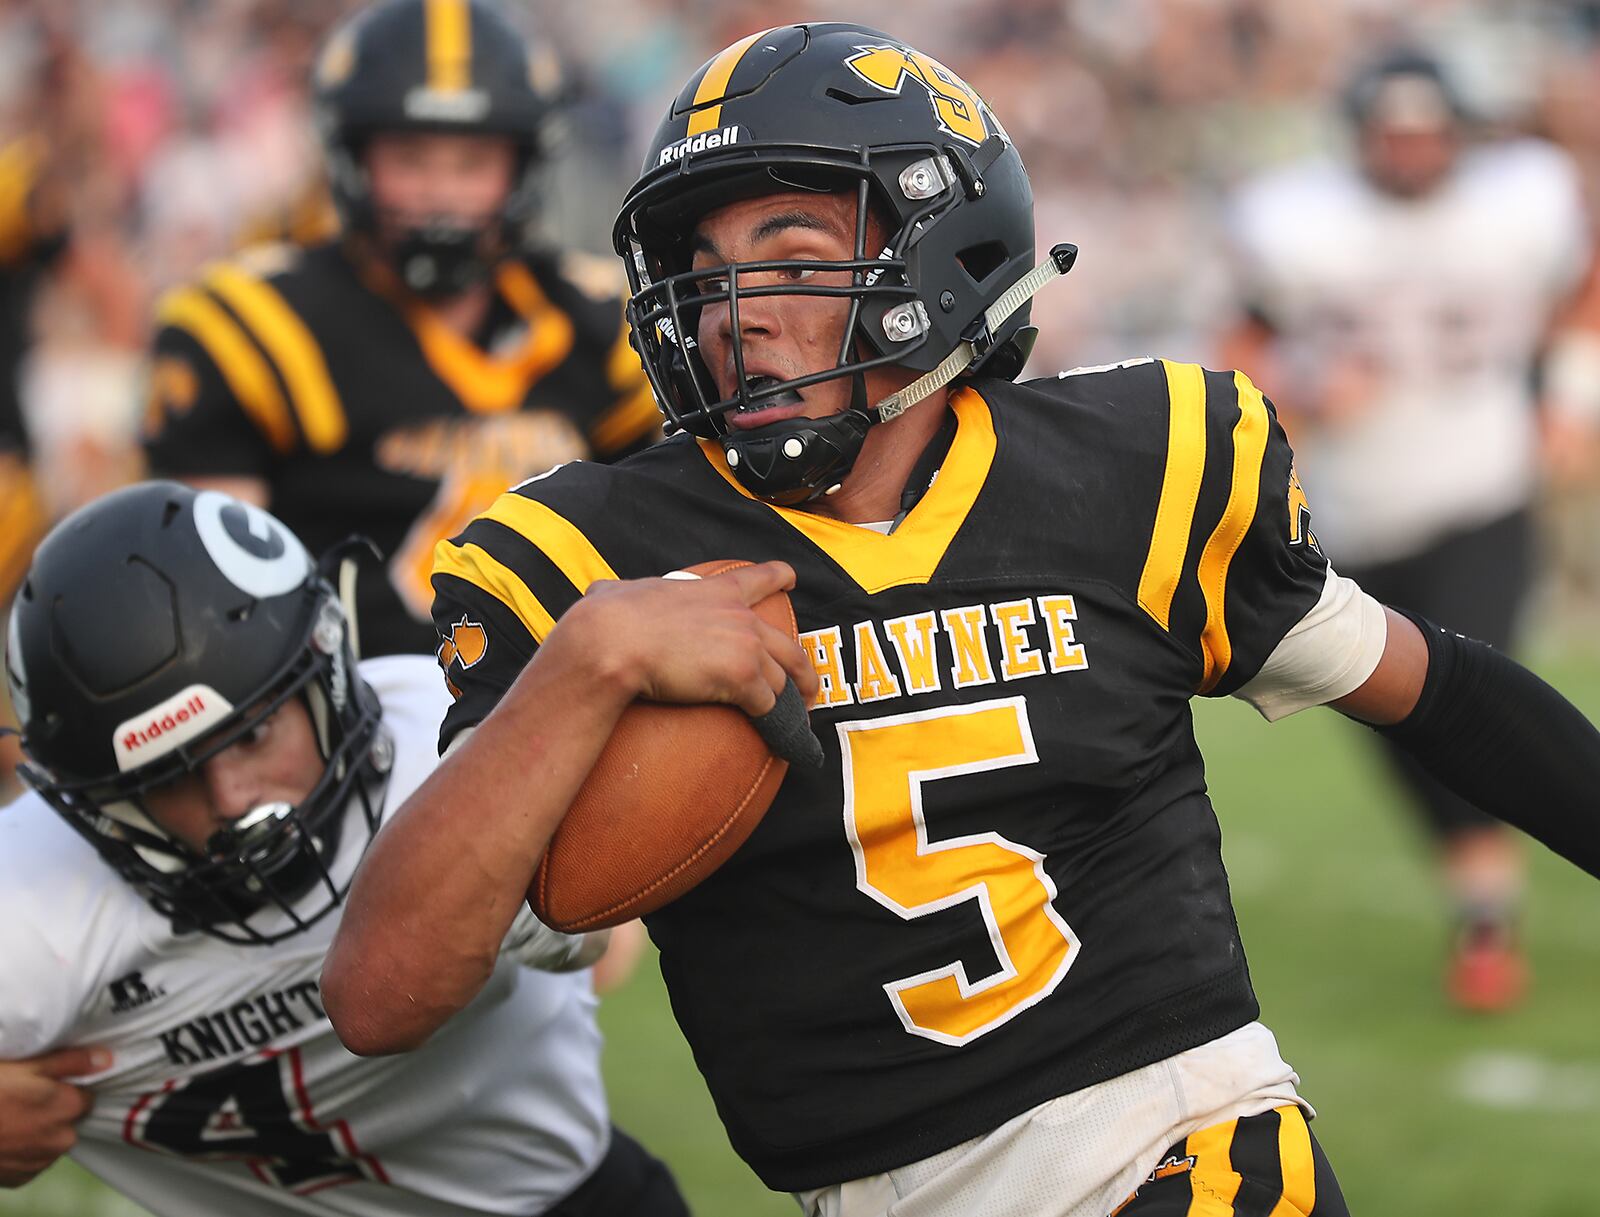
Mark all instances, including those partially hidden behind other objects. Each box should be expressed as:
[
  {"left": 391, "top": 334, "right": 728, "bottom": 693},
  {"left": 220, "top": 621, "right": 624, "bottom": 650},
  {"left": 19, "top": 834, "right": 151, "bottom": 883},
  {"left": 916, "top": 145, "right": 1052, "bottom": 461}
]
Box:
[
  {"left": 657, "top": 125, "right": 742, "bottom": 167},
  {"left": 112, "top": 684, "right": 235, "bottom": 773}
]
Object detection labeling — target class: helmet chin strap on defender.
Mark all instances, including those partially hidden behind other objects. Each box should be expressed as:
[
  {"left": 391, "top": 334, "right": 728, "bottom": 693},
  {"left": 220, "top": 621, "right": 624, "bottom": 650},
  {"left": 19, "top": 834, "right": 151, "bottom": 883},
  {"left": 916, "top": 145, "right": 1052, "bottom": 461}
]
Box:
[{"left": 873, "top": 244, "right": 1077, "bottom": 423}]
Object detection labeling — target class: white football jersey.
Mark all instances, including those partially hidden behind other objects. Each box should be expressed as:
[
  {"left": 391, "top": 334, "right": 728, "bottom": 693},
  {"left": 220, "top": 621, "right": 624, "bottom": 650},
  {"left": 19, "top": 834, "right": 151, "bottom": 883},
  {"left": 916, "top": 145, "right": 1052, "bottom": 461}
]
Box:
[
  {"left": 0, "top": 656, "right": 609, "bottom": 1217},
  {"left": 1230, "top": 139, "right": 1589, "bottom": 564}
]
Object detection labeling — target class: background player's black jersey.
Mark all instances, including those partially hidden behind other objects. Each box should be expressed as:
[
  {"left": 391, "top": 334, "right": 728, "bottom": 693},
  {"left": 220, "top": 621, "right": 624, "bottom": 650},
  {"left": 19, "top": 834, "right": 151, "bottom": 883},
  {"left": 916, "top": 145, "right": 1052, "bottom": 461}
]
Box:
[
  {"left": 429, "top": 359, "right": 1329, "bottom": 1190},
  {"left": 142, "top": 239, "right": 659, "bottom": 657},
  {"left": 0, "top": 136, "right": 62, "bottom": 600}
]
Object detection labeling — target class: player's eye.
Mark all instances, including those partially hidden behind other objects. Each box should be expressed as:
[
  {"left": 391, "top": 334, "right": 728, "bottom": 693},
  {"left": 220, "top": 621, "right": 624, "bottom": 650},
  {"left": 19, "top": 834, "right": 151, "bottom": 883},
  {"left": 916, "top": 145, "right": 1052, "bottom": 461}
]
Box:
[{"left": 777, "top": 264, "right": 819, "bottom": 283}]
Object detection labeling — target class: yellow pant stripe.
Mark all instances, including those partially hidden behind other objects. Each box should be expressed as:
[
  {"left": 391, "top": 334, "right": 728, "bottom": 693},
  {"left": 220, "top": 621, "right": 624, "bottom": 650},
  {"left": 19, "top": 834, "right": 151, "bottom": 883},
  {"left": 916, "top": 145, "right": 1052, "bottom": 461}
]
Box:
[
  {"left": 1196, "top": 370, "right": 1269, "bottom": 692},
  {"left": 1184, "top": 1117, "right": 1243, "bottom": 1215},
  {"left": 426, "top": 0, "right": 471, "bottom": 93},
  {"left": 204, "top": 265, "right": 347, "bottom": 454},
  {"left": 1136, "top": 359, "right": 1208, "bottom": 631},
  {"left": 1268, "top": 1106, "right": 1317, "bottom": 1217},
  {"left": 432, "top": 539, "right": 556, "bottom": 643}
]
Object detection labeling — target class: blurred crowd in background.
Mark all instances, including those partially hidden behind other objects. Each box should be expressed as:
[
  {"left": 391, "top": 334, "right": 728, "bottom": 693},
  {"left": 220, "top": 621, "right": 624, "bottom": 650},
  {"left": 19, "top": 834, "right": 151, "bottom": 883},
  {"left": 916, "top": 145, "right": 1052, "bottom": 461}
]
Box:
[{"left": 3, "top": 0, "right": 1600, "bottom": 628}]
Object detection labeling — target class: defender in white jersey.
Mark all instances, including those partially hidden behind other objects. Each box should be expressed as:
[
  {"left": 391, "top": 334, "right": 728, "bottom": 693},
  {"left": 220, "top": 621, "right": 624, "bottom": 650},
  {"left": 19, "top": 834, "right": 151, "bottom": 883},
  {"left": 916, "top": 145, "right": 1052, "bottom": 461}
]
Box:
[
  {"left": 1223, "top": 46, "right": 1594, "bottom": 1011},
  {"left": 0, "top": 483, "right": 687, "bottom": 1217}
]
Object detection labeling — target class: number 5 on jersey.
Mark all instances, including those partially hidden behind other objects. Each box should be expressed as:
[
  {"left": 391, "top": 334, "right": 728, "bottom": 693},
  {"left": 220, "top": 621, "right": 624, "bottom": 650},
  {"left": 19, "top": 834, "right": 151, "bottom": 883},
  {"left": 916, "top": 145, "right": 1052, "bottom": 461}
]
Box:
[{"left": 839, "top": 697, "right": 1079, "bottom": 1046}]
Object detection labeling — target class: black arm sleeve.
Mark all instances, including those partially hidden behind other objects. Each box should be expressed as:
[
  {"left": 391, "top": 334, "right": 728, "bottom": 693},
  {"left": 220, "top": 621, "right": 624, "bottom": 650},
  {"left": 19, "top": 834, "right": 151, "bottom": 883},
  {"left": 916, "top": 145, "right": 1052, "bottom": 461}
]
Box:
[{"left": 1377, "top": 610, "right": 1600, "bottom": 880}]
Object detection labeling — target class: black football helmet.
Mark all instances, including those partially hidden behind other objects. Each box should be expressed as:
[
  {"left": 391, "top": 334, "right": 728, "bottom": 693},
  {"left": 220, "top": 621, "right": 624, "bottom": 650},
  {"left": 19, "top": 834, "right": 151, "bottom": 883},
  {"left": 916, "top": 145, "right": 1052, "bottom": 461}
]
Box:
[
  {"left": 5, "top": 482, "right": 389, "bottom": 945},
  {"left": 313, "top": 0, "right": 562, "bottom": 296},
  {"left": 613, "top": 23, "right": 1074, "bottom": 504}
]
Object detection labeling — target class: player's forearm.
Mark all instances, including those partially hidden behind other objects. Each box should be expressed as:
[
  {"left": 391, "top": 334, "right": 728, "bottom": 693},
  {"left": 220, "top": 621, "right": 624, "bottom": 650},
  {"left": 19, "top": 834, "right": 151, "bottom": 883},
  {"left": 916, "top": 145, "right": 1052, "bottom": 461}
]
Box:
[
  {"left": 324, "top": 630, "right": 636, "bottom": 1055},
  {"left": 1370, "top": 612, "right": 1600, "bottom": 878}
]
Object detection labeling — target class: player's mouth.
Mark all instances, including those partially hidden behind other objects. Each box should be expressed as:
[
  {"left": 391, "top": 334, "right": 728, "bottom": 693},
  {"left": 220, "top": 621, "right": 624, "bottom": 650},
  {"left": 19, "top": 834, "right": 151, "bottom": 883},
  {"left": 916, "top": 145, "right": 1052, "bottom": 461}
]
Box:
[{"left": 726, "top": 374, "right": 807, "bottom": 431}]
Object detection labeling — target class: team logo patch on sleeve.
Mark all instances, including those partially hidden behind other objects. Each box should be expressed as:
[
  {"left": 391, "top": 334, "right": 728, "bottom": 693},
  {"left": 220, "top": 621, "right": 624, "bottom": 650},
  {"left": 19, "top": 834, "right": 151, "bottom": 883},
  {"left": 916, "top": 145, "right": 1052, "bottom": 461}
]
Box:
[
  {"left": 436, "top": 614, "right": 488, "bottom": 699},
  {"left": 1287, "top": 466, "right": 1321, "bottom": 554}
]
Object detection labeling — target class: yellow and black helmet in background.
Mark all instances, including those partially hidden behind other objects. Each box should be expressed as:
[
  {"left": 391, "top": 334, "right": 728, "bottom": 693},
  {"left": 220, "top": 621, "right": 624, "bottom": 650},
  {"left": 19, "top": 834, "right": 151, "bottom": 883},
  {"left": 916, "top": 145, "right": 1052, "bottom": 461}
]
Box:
[{"left": 312, "top": 0, "right": 563, "bottom": 295}]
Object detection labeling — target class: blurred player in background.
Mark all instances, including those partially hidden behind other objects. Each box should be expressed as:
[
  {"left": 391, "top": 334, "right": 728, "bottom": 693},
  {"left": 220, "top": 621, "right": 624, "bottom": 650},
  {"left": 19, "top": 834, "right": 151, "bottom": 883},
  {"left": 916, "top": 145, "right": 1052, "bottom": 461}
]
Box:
[
  {"left": 0, "top": 482, "right": 687, "bottom": 1217},
  {"left": 142, "top": 0, "right": 660, "bottom": 660},
  {"left": 1222, "top": 46, "right": 1595, "bottom": 1012}
]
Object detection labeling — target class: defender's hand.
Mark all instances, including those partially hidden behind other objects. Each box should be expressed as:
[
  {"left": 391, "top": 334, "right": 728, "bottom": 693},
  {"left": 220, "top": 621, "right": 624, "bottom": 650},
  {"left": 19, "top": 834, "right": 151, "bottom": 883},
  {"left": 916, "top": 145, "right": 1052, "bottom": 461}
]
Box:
[{"left": 0, "top": 1047, "right": 107, "bottom": 1187}]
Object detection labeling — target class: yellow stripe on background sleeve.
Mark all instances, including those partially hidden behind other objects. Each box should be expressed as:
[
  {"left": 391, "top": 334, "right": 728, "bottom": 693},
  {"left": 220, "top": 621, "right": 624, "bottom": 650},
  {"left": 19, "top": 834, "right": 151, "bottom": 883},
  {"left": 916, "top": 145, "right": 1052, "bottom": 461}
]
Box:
[
  {"left": 1267, "top": 1107, "right": 1317, "bottom": 1217},
  {"left": 426, "top": 0, "right": 472, "bottom": 92},
  {"left": 432, "top": 539, "right": 556, "bottom": 642},
  {"left": 1136, "top": 360, "right": 1208, "bottom": 630},
  {"left": 479, "top": 493, "right": 619, "bottom": 596},
  {"left": 1183, "top": 1117, "right": 1243, "bottom": 1215},
  {"left": 589, "top": 384, "right": 661, "bottom": 454},
  {"left": 686, "top": 30, "right": 770, "bottom": 135},
  {"left": 1196, "top": 371, "right": 1270, "bottom": 693},
  {"left": 204, "top": 264, "right": 347, "bottom": 454},
  {"left": 156, "top": 288, "right": 297, "bottom": 454}
]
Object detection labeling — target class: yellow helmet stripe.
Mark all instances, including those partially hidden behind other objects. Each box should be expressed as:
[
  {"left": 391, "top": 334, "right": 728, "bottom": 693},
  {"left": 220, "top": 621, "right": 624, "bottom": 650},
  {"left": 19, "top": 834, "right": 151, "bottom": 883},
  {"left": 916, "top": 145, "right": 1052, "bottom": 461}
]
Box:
[
  {"left": 426, "top": 0, "right": 472, "bottom": 94},
  {"left": 1136, "top": 360, "right": 1208, "bottom": 631},
  {"left": 686, "top": 29, "right": 774, "bottom": 135},
  {"left": 156, "top": 286, "right": 297, "bottom": 454},
  {"left": 1196, "top": 371, "right": 1271, "bottom": 693},
  {"left": 203, "top": 265, "right": 347, "bottom": 455}
]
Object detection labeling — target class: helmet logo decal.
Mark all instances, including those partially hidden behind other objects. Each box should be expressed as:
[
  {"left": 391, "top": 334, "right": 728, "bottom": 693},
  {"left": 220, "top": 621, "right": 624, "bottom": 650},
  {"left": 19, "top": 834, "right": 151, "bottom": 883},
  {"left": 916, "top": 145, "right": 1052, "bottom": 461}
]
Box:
[
  {"left": 845, "top": 45, "right": 990, "bottom": 146},
  {"left": 436, "top": 614, "right": 487, "bottom": 700},
  {"left": 193, "top": 491, "right": 312, "bottom": 600},
  {"left": 657, "top": 125, "right": 743, "bottom": 169},
  {"left": 112, "top": 684, "right": 235, "bottom": 773}
]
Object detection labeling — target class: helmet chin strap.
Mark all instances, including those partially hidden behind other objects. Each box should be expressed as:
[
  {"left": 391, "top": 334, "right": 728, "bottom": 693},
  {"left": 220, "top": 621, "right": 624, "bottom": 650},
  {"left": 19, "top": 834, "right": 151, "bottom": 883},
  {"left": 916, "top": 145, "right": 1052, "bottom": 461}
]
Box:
[{"left": 720, "top": 244, "right": 1078, "bottom": 504}]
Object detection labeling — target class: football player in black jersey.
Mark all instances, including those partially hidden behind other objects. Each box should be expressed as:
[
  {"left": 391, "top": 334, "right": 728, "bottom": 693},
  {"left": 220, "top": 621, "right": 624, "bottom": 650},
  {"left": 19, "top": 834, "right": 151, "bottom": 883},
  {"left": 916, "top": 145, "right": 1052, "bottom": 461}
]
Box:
[
  {"left": 323, "top": 24, "right": 1600, "bottom": 1217},
  {"left": 142, "top": 0, "right": 660, "bottom": 659}
]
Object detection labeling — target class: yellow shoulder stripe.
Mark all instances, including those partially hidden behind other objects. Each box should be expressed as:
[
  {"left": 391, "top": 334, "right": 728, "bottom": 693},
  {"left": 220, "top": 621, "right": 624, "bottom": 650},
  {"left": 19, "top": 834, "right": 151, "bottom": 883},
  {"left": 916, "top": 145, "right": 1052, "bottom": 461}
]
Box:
[
  {"left": 1136, "top": 360, "right": 1208, "bottom": 630},
  {"left": 1197, "top": 371, "right": 1271, "bottom": 693},
  {"left": 432, "top": 539, "right": 557, "bottom": 643},
  {"left": 156, "top": 287, "right": 297, "bottom": 454},
  {"left": 204, "top": 264, "right": 347, "bottom": 453},
  {"left": 478, "top": 491, "right": 619, "bottom": 594}
]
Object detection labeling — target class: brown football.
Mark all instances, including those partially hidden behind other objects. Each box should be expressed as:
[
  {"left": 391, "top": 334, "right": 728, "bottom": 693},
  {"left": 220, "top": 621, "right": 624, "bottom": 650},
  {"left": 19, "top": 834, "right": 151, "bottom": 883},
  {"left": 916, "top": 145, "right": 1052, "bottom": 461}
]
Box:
[{"left": 528, "top": 560, "right": 799, "bottom": 932}]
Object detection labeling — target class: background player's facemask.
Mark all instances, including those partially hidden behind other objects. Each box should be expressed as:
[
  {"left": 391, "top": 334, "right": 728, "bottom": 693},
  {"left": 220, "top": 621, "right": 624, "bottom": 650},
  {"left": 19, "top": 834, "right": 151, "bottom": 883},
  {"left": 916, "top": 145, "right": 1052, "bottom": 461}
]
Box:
[{"left": 382, "top": 209, "right": 508, "bottom": 298}]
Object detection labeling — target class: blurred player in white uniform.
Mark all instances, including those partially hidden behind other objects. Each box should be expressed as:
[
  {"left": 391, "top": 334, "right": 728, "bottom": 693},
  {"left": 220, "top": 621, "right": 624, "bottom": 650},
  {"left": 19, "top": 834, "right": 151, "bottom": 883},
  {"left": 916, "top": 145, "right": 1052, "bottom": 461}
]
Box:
[
  {"left": 0, "top": 482, "right": 687, "bottom": 1216},
  {"left": 1223, "top": 47, "right": 1594, "bottom": 1011}
]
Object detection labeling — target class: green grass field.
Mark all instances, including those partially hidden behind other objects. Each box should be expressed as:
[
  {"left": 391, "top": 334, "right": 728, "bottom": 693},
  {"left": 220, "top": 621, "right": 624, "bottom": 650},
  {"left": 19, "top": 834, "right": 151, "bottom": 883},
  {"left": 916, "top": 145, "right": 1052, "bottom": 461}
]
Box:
[{"left": 6, "top": 649, "right": 1598, "bottom": 1217}]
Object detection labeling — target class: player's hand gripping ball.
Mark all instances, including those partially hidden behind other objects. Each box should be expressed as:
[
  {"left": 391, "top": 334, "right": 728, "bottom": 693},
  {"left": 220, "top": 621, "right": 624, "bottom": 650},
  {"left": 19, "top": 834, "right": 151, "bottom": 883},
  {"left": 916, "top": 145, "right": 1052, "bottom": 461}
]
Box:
[{"left": 530, "top": 561, "right": 820, "bottom": 931}]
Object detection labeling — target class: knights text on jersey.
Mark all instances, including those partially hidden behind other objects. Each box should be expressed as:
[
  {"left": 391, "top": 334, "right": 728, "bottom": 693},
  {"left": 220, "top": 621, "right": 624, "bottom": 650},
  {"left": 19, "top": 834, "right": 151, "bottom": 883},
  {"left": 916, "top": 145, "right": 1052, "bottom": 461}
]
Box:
[
  {"left": 0, "top": 656, "right": 609, "bottom": 1217},
  {"left": 142, "top": 241, "right": 660, "bottom": 658},
  {"left": 429, "top": 360, "right": 1329, "bottom": 1190}
]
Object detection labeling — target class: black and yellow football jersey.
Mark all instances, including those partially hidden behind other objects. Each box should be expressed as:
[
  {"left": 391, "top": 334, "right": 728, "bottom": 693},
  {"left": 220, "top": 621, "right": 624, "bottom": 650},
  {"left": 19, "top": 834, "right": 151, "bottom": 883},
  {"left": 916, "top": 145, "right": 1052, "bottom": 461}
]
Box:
[
  {"left": 0, "top": 135, "right": 60, "bottom": 601},
  {"left": 142, "top": 239, "right": 660, "bottom": 656},
  {"left": 430, "top": 358, "right": 1329, "bottom": 1190}
]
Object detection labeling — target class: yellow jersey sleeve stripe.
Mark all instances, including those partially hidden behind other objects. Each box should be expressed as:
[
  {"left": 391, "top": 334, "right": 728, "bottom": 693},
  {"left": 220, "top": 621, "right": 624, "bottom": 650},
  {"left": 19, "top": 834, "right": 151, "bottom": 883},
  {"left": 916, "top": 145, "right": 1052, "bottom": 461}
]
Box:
[
  {"left": 156, "top": 287, "right": 298, "bottom": 454},
  {"left": 589, "top": 383, "right": 660, "bottom": 454},
  {"left": 479, "top": 491, "right": 620, "bottom": 595},
  {"left": 1136, "top": 360, "right": 1208, "bottom": 630},
  {"left": 426, "top": 0, "right": 472, "bottom": 92},
  {"left": 1267, "top": 1106, "right": 1317, "bottom": 1217},
  {"left": 432, "top": 539, "right": 557, "bottom": 643},
  {"left": 687, "top": 30, "right": 773, "bottom": 135},
  {"left": 1184, "top": 1116, "right": 1243, "bottom": 1214},
  {"left": 204, "top": 264, "right": 348, "bottom": 454},
  {"left": 1196, "top": 371, "right": 1271, "bottom": 693}
]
